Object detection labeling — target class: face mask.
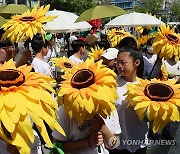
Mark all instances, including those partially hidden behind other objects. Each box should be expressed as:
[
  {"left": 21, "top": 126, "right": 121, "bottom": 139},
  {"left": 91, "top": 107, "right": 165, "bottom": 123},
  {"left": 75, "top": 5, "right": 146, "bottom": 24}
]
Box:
[{"left": 147, "top": 46, "right": 154, "bottom": 53}]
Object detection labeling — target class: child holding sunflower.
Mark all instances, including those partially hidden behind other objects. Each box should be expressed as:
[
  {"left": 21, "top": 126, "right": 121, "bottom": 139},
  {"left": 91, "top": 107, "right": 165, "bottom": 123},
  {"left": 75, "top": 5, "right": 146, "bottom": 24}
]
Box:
[
  {"left": 52, "top": 108, "right": 121, "bottom": 154},
  {"left": 52, "top": 58, "right": 121, "bottom": 154},
  {"left": 110, "top": 47, "right": 148, "bottom": 154}
]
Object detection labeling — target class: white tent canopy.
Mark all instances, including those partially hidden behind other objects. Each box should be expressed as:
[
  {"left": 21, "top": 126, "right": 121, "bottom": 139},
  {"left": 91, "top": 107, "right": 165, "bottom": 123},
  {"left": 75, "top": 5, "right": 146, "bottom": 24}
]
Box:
[
  {"left": 44, "top": 10, "right": 92, "bottom": 33},
  {"left": 106, "top": 12, "right": 164, "bottom": 27}
]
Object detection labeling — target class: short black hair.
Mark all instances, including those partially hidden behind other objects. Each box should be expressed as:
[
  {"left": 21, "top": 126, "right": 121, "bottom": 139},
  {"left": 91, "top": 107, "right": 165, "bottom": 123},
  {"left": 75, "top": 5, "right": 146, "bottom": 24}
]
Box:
[
  {"left": 0, "top": 38, "right": 13, "bottom": 48},
  {"left": 117, "top": 47, "right": 144, "bottom": 78},
  {"left": 117, "top": 37, "right": 137, "bottom": 49},
  {"left": 0, "top": 29, "right": 13, "bottom": 48},
  {"left": 96, "top": 39, "right": 110, "bottom": 50},
  {"left": 71, "top": 40, "right": 85, "bottom": 54},
  {"left": 31, "top": 34, "right": 49, "bottom": 54}
]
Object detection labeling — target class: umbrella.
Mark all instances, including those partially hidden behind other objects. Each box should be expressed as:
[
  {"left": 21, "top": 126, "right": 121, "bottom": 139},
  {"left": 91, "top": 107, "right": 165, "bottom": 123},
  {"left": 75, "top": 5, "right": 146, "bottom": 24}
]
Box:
[
  {"left": 43, "top": 10, "right": 92, "bottom": 33},
  {"left": 106, "top": 12, "right": 164, "bottom": 27},
  {"left": 0, "top": 4, "right": 32, "bottom": 19},
  {"left": 0, "top": 16, "right": 7, "bottom": 27},
  {"left": 75, "top": 5, "right": 126, "bottom": 23}
]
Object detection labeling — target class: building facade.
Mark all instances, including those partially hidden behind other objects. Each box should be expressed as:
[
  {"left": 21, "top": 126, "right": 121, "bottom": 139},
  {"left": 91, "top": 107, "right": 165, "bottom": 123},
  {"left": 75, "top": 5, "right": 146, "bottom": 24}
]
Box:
[
  {"left": 111, "top": 0, "right": 138, "bottom": 9},
  {"left": 0, "top": 0, "right": 38, "bottom": 6}
]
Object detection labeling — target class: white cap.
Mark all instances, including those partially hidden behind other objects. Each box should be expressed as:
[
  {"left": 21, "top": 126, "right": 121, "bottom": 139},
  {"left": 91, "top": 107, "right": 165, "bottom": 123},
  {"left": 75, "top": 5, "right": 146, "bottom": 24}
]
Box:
[{"left": 101, "top": 48, "right": 119, "bottom": 60}]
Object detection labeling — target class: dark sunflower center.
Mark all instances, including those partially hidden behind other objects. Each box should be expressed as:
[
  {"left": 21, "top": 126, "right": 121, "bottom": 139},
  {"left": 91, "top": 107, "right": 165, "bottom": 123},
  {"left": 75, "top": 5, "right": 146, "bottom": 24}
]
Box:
[
  {"left": 71, "top": 69, "right": 94, "bottom": 89},
  {"left": 165, "top": 34, "right": 179, "bottom": 43},
  {"left": 115, "top": 32, "right": 124, "bottom": 35},
  {"left": 64, "top": 62, "right": 72, "bottom": 68},
  {"left": 20, "top": 16, "right": 36, "bottom": 22},
  {"left": 0, "top": 69, "right": 25, "bottom": 89},
  {"left": 144, "top": 83, "right": 174, "bottom": 101}
]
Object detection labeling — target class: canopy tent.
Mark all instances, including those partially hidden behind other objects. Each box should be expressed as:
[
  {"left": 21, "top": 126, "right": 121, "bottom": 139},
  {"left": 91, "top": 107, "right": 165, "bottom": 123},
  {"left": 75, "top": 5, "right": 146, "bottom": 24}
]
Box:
[
  {"left": 75, "top": 5, "right": 126, "bottom": 23},
  {"left": 0, "top": 4, "right": 32, "bottom": 19},
  {"left": 106, "top": 12, "right": 164, "bottom": 27},
  {"left": 43, "top": 10, "right": 92, "bottom": 33},
  {"left": 0, "top": 16, "right": 7, "bottom": 27}
]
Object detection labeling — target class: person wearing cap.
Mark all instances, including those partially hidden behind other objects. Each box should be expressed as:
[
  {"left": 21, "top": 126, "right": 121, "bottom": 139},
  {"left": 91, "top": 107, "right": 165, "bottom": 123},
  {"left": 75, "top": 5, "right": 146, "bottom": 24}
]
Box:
[
  {"left": 100, "top": 48, "right": 119, "bottom": 72},
  {"left": 44, "top": 33, "right": 58, "bottom": 63}
]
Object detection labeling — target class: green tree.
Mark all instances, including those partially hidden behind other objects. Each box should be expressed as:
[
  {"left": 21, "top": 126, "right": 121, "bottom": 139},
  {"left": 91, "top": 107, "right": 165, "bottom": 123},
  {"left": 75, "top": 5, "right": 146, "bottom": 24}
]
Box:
[
  {"left": 133, "top": 0, "right": 163, "bottom": 15},
  {"left": 41, "top": 0, "right": 96, "bottom": 15},
  {"left": 170, "top": 0, "right": 180, "bottom": 21},
  {"left": 145, "top": 0, "right": 163, "bottom": 15}
]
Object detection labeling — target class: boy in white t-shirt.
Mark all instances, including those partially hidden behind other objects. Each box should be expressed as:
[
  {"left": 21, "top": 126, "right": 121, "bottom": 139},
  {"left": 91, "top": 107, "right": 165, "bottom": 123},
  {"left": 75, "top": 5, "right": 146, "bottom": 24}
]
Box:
[
  {"left": 69, "top": 40, "right": 86, "bottom": 65},
  {"left": 31, "top": 34, "right": 53, "bottom": 78},
  {"left": 52, "top": 106, "right": 121, "bottom": 154}
]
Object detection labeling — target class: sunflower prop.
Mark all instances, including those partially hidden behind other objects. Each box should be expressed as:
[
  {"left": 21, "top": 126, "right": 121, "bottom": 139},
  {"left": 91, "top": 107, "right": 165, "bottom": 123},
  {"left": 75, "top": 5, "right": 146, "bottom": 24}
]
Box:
[
  {"left": 160, "top": 64, "right": 168, "bottom": 81},
  {"left": 0, "top": 59, "right": 65, "bottom": 153},
  {"left": 137, "top": 35, "right": 150, "bottom": 50},
  {"left": 136, "top": 26, "right": 152, "bottom": 34},
  {"left": 152, "top": 24, "right": 180, "bottom": 62},
  {"left": 88, "top": 46, "right": 105, "bottom": 61},
  {"left": 58, "top": 58, "right": 118, "bottom": 123},
  {"left": 126, "top": 78, "right": 180, "bottom": 133},
  {"left": 107, "top": 28, "right": 131, "bottom": 47},
  {"left": 51, "top": 56, "right": 75, "bottom": 75},
  {"left": 1, "top": 3, "right": 56, "bottom": 43}
]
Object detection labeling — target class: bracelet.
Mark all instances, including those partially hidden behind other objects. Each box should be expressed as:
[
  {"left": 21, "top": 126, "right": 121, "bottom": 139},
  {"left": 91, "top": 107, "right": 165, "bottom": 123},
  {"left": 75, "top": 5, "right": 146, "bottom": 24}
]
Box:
[{"left": 87, "top": 138, "right": 92, "bottom": 148}]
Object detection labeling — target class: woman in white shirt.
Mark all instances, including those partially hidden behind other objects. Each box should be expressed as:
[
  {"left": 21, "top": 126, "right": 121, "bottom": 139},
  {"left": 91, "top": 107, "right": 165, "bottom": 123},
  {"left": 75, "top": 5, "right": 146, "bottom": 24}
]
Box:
[{"left": 110, "top": 47, "right": 148, "bottom": 154}]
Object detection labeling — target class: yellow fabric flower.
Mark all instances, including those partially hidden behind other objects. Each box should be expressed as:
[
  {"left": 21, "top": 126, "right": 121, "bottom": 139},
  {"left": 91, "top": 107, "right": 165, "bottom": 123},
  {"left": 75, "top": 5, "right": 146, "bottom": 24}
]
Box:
[
  {"left": 152, "top": 24, "right": 180, "bottom": 62},
  {"left": 1, "top": 3, "right": 56, "bottom": 43},
  {"left": 58, "top": 58, "right": 118, "bottom": 123},
  {"left": 137, "top": 35, "right": 150, "bottom": 49},
  {"left": 107, "top": 28, "right": 131, "bottom": 47},
  {"left": 126, "top": 78, "right": 180, "bottom": 133},
  {"left": 161, "top": 64, "right": 168, "bottom": 81},
  {"left": 51, "top": 56, "right": 74, "bottom": 74},
  {"left": 0, "top": 59, "right": 65, "bottom": 153},
  {"left": 88, "top": 46, "right": 105, "bottom": 61},
  {"left": 136, "top": 26, "right": 153, "bottom": 34}
]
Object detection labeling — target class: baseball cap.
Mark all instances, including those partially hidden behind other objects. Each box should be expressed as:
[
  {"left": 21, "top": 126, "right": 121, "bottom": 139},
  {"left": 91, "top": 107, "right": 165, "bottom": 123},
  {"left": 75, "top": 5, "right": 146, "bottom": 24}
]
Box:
[{"left": 101, "top": 48, "right": 119, "bottom": 60}]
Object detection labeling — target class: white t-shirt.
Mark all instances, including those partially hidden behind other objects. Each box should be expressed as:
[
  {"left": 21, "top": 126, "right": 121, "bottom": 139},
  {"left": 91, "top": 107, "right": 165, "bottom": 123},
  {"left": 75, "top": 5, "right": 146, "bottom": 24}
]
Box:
[
  {"left": 162, "top": 58, "right": 180, "bottom": 76},
  {"left": 69, "top": 35, "right": 78, "bottom": 51},
  {"left": 0, "top": 131, "right": 42, "bottom": 154},
  {"left": 115, "top": 77, "right": 148, "bottom": 153},
  {"left": 44, "top": 47, "right": 57, "bottom": 63},
  {"left": 32, "top": 58, "right": 53, "bottom": 77},
  {"left": 69, "top": 55, "right": 83, "bottom": 65},
  {"left": 52, "top": 106, "right": 121, "bottom": 154},
  {"left": 143, "top": 54, "right": 161, "bottom": 78}
]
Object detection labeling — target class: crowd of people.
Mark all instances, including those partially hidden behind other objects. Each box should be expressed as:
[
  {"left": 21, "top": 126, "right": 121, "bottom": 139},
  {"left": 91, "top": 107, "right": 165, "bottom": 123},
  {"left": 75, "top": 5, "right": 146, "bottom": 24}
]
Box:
[{"left": 0, "top": 23, "right": 180, "bottom": 154}]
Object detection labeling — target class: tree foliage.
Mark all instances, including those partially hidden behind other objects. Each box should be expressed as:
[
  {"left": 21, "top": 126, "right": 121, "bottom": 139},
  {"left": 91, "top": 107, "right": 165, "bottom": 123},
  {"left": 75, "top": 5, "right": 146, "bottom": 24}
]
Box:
[
  {"left": 170, "top": 0, "right": 180, "bottom": 21},
  {"left": 40, "top": 0, "right": 96, "bottom": 15},
  {"left": 134, "top": 0, "right": 163, "bottom": 15}
]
